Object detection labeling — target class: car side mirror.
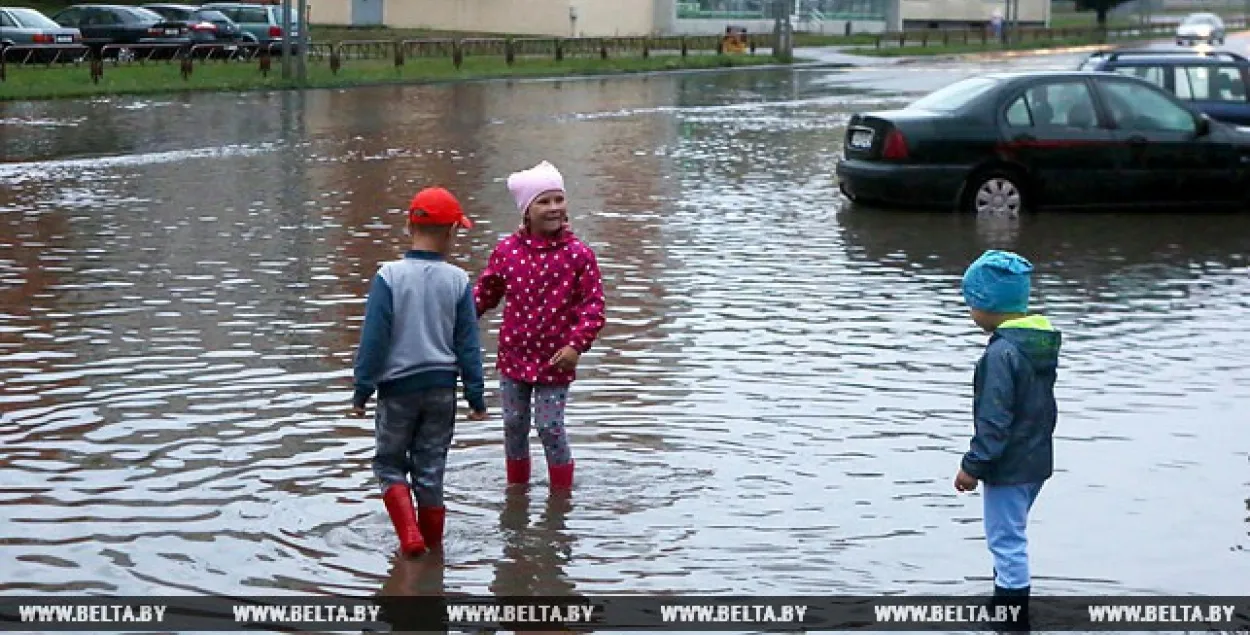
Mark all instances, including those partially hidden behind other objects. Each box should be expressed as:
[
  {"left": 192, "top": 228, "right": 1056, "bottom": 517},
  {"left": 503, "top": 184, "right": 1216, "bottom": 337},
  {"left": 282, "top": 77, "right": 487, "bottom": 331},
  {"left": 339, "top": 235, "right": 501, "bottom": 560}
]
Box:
[{"left": 1196, "top": 113, "right": 1212, "bottom": 136}]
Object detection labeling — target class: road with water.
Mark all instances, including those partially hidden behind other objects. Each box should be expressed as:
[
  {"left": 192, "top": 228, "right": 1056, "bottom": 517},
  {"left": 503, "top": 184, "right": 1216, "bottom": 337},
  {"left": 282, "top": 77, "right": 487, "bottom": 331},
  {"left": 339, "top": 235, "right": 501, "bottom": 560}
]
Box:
[{"left": 1, "top": 46, "right": 1248, "bottom": 603}]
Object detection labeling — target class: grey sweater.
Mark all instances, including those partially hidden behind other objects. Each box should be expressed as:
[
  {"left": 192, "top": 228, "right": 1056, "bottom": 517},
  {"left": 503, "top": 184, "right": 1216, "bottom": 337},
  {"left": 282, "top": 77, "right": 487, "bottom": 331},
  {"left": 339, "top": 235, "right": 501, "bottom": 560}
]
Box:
[{"left": 352, "top": 250, "right": 485, "bottom": 411}]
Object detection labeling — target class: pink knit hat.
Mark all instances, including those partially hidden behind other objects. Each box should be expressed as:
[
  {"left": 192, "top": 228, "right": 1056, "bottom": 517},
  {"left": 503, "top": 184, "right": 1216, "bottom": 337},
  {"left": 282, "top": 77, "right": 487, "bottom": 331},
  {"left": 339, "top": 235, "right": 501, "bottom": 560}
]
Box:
[{"left": 506, "top": 161, "right": 565, "bottom": 214}]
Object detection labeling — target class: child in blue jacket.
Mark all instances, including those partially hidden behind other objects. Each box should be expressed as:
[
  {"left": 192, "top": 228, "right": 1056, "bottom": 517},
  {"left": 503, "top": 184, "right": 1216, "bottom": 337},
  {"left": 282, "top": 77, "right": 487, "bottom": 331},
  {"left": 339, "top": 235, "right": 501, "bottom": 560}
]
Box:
[{"left": 955, "top": 250, "right": 1062, "bottom": 630}]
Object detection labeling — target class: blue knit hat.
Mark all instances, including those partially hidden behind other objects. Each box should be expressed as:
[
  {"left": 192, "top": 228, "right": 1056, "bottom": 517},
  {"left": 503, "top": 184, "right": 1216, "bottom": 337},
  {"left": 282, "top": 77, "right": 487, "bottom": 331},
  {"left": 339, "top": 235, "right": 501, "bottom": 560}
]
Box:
[{"left": 962, "top": 250, "right": 1033, "bottom": 313}]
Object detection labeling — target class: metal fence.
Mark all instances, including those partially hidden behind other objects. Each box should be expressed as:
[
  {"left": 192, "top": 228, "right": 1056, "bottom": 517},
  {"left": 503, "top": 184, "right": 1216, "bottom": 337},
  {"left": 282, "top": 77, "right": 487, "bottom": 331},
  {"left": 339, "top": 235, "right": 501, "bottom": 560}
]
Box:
[{"left": 0, "top": 33, "right": 778, "bottom": 84}]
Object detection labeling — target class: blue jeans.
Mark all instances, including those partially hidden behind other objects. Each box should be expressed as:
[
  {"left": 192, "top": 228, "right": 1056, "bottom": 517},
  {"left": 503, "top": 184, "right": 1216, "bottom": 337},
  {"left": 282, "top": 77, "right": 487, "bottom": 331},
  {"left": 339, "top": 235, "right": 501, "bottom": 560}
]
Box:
[
  {"left": 983, "top": 481, "right": 1044, "bottom": 590},
  {"left": 372, "top": 388, "right": 457, "bottom": 507}
]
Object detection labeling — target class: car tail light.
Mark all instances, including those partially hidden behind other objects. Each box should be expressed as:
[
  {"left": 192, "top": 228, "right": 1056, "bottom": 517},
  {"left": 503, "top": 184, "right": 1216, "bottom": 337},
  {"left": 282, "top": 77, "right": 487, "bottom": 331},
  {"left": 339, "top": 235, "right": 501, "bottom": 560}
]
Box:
[
  {"left": 32, "top": 33, "right": 53, "bottom": 43},
  {"left": 148, "top": 26, "right": 163, "bottom": 35},
  {"left": 882, "top": 129, "right": 909, "bottom": 160},
  {"left": 268, "top": 25, "right": 282, "bottom": 37},
  {"left": 192, "top": 21, "right": 217, "bottom": 32}
]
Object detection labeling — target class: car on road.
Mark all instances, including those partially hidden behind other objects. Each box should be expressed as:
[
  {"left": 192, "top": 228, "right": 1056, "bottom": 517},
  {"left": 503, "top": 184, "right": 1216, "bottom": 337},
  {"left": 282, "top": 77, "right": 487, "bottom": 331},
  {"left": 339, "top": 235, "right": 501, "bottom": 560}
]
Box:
[
  {"left": 1175, "top": 12, "right": 1225, "bottom": 46},
  {"left": 0, "top": 6, "right": 83, "bottom": 63},
  {"left": 835, "top": 71, "right": 1250, "bottom": 214},
  {"left": 1078, "top": 49, "right": 1250, "bottom": 125}
]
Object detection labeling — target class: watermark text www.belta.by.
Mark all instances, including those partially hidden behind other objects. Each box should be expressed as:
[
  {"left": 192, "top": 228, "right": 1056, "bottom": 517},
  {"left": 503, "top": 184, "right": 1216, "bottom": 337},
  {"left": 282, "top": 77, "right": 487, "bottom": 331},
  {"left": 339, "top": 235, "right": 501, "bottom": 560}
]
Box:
[{"left": 1088, "top": 604, "right": 1235, "bottom": 623}]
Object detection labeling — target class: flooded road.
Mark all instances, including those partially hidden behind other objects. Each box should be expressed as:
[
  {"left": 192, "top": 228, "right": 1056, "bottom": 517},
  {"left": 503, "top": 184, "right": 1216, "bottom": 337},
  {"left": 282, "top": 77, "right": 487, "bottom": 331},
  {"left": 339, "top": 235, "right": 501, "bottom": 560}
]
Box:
[{"left": 1, "top": 55, "right": 1248, "bottom": 603}]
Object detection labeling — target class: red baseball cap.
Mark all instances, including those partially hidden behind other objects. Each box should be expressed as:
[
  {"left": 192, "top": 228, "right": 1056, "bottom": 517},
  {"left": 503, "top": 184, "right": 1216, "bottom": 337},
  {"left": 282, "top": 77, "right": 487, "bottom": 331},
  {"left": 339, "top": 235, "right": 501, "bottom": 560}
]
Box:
[{"left": 408, "top": 187, "right": 473, "bottom": 228}]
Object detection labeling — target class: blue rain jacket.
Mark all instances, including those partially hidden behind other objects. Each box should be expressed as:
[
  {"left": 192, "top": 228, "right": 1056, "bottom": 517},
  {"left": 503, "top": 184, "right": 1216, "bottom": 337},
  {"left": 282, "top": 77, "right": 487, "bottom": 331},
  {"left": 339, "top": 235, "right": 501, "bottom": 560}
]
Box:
[{"left": 961, "top": 315, "right": 1062, "bottom": 485}]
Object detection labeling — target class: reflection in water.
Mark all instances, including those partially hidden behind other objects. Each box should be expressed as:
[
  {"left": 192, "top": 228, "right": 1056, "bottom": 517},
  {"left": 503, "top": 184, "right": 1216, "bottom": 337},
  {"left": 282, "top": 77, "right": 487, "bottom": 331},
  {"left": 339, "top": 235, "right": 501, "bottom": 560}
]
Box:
[
  {"left": 491, "top": 490, "right": 576, "bottom": 597},
  {"left": 0, "top": 67, "right": 1248, "bottom": 599},
  {"left": 377, "top": 550, "right": 446, "bottom": 632}
]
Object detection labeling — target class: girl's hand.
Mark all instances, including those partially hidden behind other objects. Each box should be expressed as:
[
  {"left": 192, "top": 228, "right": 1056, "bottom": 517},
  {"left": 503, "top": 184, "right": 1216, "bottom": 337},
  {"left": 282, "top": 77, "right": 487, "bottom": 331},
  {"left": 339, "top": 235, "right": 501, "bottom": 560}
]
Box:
[{"left": 549, "top": 346, "right": 581, "bottom": 371}]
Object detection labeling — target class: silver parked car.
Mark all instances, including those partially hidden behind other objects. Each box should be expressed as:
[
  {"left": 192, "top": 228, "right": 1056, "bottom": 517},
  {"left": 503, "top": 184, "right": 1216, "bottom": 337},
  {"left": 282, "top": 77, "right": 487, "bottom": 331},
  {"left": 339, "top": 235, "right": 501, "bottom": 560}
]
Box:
[
  {"left": 0, "top": 6, "right": 83, "bottom": 62},
  {"left": 1176, "top": 12, "right": 1225, "bottom": 45}
]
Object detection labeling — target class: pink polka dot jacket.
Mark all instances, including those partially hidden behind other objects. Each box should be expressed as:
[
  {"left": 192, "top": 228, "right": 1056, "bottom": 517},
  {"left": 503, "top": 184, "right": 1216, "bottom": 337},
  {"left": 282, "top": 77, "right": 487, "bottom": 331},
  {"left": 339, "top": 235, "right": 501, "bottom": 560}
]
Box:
[{"left": 473, "top": 227, "right": 606, "bottom": 386}]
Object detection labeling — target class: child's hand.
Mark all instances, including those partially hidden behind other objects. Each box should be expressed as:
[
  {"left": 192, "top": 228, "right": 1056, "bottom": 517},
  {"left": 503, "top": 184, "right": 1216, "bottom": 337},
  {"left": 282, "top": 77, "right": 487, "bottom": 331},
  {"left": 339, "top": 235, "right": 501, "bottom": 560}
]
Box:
[
  {"left": 954, "top": 469, "right": 979, "bottom": 492},
  {"left": 467, "top": 409, "right": 489, "bottom": 421},
  {"left": 549, "top": 346, "right": 581, "bottom": 371}
]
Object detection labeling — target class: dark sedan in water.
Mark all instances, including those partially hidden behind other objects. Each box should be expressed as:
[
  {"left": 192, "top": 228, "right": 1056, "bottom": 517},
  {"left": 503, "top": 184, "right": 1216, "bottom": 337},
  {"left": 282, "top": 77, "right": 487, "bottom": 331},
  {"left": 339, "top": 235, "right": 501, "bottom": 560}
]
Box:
[{"left": 835, "top": 70, "right": 1250, "bottom": 214}]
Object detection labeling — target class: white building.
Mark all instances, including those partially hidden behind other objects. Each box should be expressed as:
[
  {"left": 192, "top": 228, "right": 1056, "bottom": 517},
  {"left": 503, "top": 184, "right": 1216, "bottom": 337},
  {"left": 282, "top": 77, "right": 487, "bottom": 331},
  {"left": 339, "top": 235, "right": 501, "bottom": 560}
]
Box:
[{"left": 310, "top": 0, "right": 1049, "bottom": 37}]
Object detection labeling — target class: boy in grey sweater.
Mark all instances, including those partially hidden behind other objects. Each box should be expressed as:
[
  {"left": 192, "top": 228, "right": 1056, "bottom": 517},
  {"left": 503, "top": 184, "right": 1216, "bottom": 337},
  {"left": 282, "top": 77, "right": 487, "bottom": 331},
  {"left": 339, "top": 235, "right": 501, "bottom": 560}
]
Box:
[{"left": 350, "top": 186, "right": 488, "bottom": 557}]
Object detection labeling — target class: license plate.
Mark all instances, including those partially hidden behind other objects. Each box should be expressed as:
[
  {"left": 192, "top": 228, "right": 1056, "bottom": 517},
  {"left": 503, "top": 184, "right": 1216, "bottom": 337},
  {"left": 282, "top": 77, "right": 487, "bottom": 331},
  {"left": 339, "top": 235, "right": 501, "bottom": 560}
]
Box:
[
  {"left": 55, "top": 35, "right": 73, "bottom": 43},
  {"left": 165, "top": 28, "right": 179, "bottom": 35},
  {"left": 849, "top": 128, "right": 874, "bottom": 150}
]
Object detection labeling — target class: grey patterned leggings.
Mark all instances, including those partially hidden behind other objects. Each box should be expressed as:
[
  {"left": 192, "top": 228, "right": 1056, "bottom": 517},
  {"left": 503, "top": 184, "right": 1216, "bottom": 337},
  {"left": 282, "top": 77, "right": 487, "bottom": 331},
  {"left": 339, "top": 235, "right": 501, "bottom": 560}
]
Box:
[
  {"left": 372, "top": 387, "right": 457, "bottom": 507},
  {"left": 500, "top": 377, "right": 572, "bottom": 466}
]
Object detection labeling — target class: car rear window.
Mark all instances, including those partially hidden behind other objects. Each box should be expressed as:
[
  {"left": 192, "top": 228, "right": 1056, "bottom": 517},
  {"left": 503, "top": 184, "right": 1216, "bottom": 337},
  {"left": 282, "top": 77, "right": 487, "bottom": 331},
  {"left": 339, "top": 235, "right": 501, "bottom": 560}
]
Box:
[
  {"left": 1182, "top": 14, "right": 1220, "bottom": 25},
  {"left": 907, "top": 76, "right": 1000, "bottom": 111},
  {"left": 233, "top": 7, "right": 270, "bottom": 22},
  {"left": 195, "top": 9, "right": 230, "bottom": 21},
  {"left": 268, "top": 7, "right": 299, "bottom": 23},
  {"left": 9, "top": 7, "right": 62, "bottom": 28},
  {"left": 125, "top": 7, "right": 165, "bottom": 22}
]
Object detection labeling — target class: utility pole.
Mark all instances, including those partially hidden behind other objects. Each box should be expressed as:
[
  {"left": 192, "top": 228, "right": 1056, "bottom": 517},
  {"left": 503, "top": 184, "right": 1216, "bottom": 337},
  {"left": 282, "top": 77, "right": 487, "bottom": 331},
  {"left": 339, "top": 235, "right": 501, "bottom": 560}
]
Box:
[
  {"left": 1005, "top": 0, "right": 1015, "bottom": 40},
  {"left": 280, "top": 0, "right": 293, "bottom": 80},
  {"left": 296, "top": 0, "right": 308, "bottom": 83},
  {"left": 773, "top": 0, "right": 794, "bottom": 61}
]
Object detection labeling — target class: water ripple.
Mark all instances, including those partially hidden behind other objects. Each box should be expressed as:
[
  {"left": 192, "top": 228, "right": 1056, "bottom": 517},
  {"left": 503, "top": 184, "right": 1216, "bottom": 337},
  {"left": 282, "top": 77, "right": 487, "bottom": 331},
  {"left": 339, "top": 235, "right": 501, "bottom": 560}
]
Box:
[{"left": 0, "top": 68, "right": 1247, "bottom": 600}]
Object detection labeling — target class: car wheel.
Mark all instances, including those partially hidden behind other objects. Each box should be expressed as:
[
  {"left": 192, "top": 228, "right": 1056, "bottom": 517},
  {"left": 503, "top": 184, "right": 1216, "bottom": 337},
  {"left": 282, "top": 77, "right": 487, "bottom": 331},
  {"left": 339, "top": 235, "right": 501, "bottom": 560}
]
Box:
[{"left": 964, "top": 170, "right": 1027, "bottom": 215}]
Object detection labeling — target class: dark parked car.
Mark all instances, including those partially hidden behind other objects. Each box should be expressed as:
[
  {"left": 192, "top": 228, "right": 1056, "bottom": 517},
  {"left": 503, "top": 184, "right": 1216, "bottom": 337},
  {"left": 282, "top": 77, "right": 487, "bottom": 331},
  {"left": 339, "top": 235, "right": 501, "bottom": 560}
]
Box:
[
  {"left": 0, "top": 6, "right": 83, "bottom": 63},
  {"left": 140, "top": 3, "right": 242, "bottom": 52},
  {"left": 1079, "top": 49, "right": 1250, "bottom": 125},
  {"left": 835, "top": 71, "right": 1250, "bottom": 214},
  {"left": 50, "top": 4, "right": 189, "bottom": 59}
]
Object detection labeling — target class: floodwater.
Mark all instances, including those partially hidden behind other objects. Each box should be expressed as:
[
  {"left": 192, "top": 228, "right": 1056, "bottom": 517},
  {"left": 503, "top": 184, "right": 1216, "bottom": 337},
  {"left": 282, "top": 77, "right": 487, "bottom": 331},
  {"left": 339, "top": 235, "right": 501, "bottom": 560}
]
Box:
[{"left": 1, "top": 58, "right": 1248, "bottom": 605}]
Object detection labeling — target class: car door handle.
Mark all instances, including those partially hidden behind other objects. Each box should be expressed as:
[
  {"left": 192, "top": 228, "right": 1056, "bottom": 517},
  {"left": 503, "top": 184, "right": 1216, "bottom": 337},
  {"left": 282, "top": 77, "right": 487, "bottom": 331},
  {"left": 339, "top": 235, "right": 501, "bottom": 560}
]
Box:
[{"left": 1127, "top": 135, "right": 1148, "bottom": 145}]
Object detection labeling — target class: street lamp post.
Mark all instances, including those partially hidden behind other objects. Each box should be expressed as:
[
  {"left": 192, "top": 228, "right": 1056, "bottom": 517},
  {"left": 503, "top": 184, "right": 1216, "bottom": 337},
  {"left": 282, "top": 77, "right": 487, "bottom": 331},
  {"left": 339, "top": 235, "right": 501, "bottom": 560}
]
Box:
[{"left": 773, "top": 0, "right": 794, "bottom": 60}]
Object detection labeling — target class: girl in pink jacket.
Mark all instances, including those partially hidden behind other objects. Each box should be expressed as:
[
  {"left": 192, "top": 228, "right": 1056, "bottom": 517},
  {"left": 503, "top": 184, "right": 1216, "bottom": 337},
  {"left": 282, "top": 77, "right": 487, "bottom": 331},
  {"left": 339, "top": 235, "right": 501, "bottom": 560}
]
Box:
[{"left": 474, "top": 161, "right": 606, "bottom": 491}]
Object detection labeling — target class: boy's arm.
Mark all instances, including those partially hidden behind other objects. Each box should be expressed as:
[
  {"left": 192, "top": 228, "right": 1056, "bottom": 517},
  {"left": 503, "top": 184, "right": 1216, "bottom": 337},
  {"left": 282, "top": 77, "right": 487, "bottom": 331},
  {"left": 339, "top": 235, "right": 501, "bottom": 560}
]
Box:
[
  {"left": 352, "top": 272, "right": 394, "bottom": 409},
  {"left": 453, "top": 282, "right": 487, "bottom": 413},
  {"left": 960, "top": 347, "right": 1017, "bottom": 480},
  {"left": 473, "top": 246, "right": 506, "bottom": 318},
  {"left": 566, "top": 248, "right": 607, "bottom": 354}
]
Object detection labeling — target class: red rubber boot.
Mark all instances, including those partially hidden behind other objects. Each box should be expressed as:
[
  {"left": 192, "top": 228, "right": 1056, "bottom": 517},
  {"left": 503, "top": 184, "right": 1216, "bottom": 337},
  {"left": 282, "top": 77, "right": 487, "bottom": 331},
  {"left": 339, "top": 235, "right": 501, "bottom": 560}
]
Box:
[
  {"left": 549, "top": 460, "right": 575, "bottom": 490},
  {"left": 418, "top": 506, "right": 445, "bottom": 549},
  {"left": 506, "top": 458, "right": 531, "bottom": 485},
  {"left": 382, "top": 484, "right": 426, "bottom": 556}
]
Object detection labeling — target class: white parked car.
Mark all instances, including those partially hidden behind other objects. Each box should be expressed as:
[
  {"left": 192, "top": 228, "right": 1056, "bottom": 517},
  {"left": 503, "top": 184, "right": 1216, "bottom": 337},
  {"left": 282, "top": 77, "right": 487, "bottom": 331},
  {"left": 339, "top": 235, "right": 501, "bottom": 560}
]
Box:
[{"left": 1176, "top": 12, "right": 1226, "bottom": 45}]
